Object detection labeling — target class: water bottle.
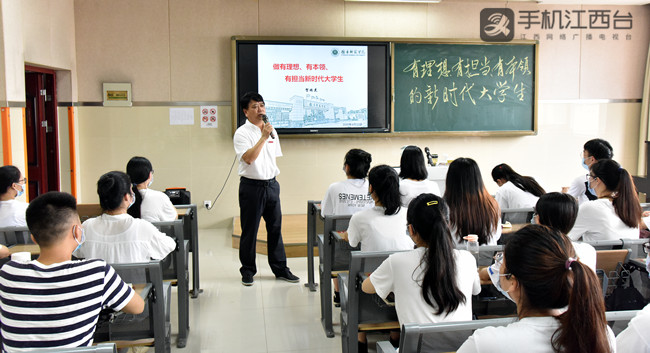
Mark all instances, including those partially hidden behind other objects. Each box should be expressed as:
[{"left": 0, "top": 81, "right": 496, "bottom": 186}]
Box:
[{"left": 465, "top": 234, "right": 479, "bottom": 258}]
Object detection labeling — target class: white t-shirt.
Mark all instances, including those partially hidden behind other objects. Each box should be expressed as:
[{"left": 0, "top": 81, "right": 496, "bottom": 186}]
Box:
[
  {"left": 567, "top": 174, "right": 590, "bottom": 205},
  {"left": 568, "top": 198, "right": 639, "bottom": 241},
  {"left": 78, "top": 213, "right": 176, "bottom": 263},
  {"left": 321, "top": 179, "right": 374, "bottom": 217},
  {"left": 139, "top": 188, "right": 178, "bottom": 222},
  {"left": 399, "top": 179, "right": 441, "bottom": 208},
  {"left": 616, "top": 303, "right": 650, "bottom": 353},
  {"left": 233, "top": 120, "right": 282, "bottom": 180},
  {"left": 571, "top": 241, "right": 597, "bottom": 271},
  {"left": 494, "top": 181, "right": 539, "bottom": 210},
  {"left": 347, "top": 206, "right": 414, "bottom": 252},
  {"left": 0, "top": 200, "right": 28, "bottom": 227},
  {"left": 370, "top": 247, "right": 480, "bottom": 326},
  {"left": 457, "top": 316, "right": 616, "bottom": 353}
]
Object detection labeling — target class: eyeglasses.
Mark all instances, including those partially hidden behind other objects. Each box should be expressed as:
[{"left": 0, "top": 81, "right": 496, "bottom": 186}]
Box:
[
  {"left": 587, "top": 174, "right": 597, "bottom": 181},
  {"left": 643, "top": 242, "right": 650, "bottom": 255},
  {"left": 15, "top": 178, "right": 26, "bottom": 184},
  {"left": 493, "top": 252, "right": 513, "bottom": 279}
]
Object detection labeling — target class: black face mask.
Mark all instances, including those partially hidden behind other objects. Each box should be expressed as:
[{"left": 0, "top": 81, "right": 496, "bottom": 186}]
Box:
[{"left": 584, "top": 181, "right": 598, "bottom": 201}]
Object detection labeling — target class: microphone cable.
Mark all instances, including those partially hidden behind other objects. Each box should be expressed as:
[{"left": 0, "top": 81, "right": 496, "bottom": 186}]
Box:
[{"left": 206, "top": 154, "right": 237, "bottom": 211}]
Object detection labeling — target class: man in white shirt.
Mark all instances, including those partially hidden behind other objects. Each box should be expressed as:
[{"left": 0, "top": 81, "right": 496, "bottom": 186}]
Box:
[
  {"left": 233, "top": 92, "right": 299, "bottom": 286},
  {"left": 566, "top": 138, "right": 613, "bottom": 204}
]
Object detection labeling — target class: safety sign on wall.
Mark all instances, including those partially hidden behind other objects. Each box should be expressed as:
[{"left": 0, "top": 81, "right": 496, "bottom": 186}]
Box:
[{"left": 200, "top": 106, "right": 218, "bottom": 128}]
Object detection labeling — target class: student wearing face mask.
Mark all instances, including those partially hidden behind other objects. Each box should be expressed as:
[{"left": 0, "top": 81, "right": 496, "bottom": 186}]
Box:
[
  {"left": 0, "top": 165, "right": 29, "bottom": 227},
  {"left": 481, "top": 193, "right": 597, "bottom": 288},
  {"left": 616, "top": 242, "right": 650, "bottom": 353},
  {"left": 76, "top": 171, "right": 175, "bottom": 263},
  {"left": 458, "top": 225, "right": 615, "bottom": 353},
  {"left": 568, "top": 160, "right": 641, "bottom": 241},
  {"left": 126, "top": 156, "right": 177, "bottom": 222},
  {"left": 566, "top": 138, "right": 613, "bottom": 205}
]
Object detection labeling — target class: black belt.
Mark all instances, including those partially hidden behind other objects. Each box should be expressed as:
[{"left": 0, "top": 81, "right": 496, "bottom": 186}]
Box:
[{"left": 241, "top": 176, "right": 276, "bottom": 186}]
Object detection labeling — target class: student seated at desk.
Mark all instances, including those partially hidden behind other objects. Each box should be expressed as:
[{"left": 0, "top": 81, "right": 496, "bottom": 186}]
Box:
[
  {"left": 344, "top": 165, "right": 413, "bottom": 251},
  {"left": 568, "top": 160, "right": 641, "bottom": 242},
  {"left": 127, "top": 156, "right": 177, "bottom": 222},
  {"left": 77, "top": 171, "right": 176, "bottom": 263},
  {"left": 0, "top": 191, "right": 144, "bottom": 351},
  {"left": 458, "top": 225, "right": 615, "bottom": 353},
  {"left": 481, "top": 193, "right": 597, "bottom": 287},
  {"left": 362, "top": 194, "right": 480, "bottom": 349},
  {"left": 320, "top": 148, "right": 374, "bottom": 217},
  {"left": 445, "top": 158, "right": 501, "bottom": 245},
  {"left": 0, "top": 165, "right": 28, "bottom": 227},
  {"left": 398, "top": 145, "right": 441, "bottom": 208},
  {"left": 491, "top": 163, "right": 544, "bottom": 213},
  {"left": 567, "top": 138, "right": 613, "bottom": 205}
]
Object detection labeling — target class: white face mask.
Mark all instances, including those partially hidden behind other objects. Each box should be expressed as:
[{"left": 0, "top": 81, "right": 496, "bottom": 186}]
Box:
[
  {"left": 73, "top": 225, "right": 85, "bottom": 253},
  {"left": 645, "top": 255, "right": 650, "bottom": 278},
  {"left": 488, "top": 254, "right": 515, "bottom": 302},
  {"left": 148, "top": 175, "right": 154, "bottom": 188},
  {"left": 128, "top": 192, "right": 136, "bottom": 209}
]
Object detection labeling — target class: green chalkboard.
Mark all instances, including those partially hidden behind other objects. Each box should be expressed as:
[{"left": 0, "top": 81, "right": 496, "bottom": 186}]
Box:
[{"left": 393, "top": 42, "right": 537, "bottom": 133}]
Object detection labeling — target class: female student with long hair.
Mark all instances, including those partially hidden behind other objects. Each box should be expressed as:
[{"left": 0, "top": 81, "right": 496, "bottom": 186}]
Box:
[
  {"left": 320, "top": 148, "right": 374, "bottom": 217},
  {"left": 568, "top": 159, "right": 641, "bottom": 241},
  {"left": 126, "top": 156, "right": 177, "bottom": 222},
  {"left": 345, "top": 165, "right": 414, "bottom": 251},
  {"left": 362, "top": 193, "right": 480, "bottom": 327},
  {"left": 459, "top": 225, "right": 615, "bottom": 353},
  {"left": 77, "top": 171, "right": 176, "bottom": 263},
  {"left": 491, "top": 163, "right": 545, "bottom": 212},
  {"left": 444, "top": 158, "right": 501, "bottom": 245},
  {"left": 399, "top": 146, "right": 441, "bottom": 207}
]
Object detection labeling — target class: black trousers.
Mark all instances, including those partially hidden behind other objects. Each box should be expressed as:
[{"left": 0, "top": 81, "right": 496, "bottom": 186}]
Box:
[{"left": 238, "top": 177, "right": 288, "bottom": 277}]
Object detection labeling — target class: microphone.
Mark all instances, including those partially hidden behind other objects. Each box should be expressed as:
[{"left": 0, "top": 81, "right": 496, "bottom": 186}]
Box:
[
  {"left": 261, "top": 114, "right": 275, "bottom": 139},
  {"left": 424, "top": 147, "right": 434, "bottom": 167}
]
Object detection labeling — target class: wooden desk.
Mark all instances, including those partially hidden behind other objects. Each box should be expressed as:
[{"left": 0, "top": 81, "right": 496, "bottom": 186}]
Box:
[
  {"left": 502, "top": 223, "right": 526, "bottom": 234},
  {"left": 8, "top": 244, "right": 40, "bottom": 255}
]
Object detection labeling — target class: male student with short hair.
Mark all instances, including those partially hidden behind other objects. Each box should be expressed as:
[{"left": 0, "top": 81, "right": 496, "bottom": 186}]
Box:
[
  {"left": 0, "top": 191, "right": 144, "bottom": 351},
  {"left": 567, "top": 138, "right": 613, "bottom": 204}
]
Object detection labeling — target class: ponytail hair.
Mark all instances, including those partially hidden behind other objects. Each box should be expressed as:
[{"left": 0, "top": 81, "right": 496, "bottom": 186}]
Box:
[
  {"left": 407, "top": 194, "right": 465, "bottom": 315},
  {"left": 344, "top": 149, "right": 372, "bottom": 179},
  {"left": 444, "top": 158, "right": 500, "bottom": 244},
  {"left": 126, "top": 156, "right": 153, "bottom": 219},
  {"left": 590, "top": 159, "right": 641, "bottom": 228},
  {"left": 97, "top": 171, "right": 132, "bottom": 211},
  {"left": 505, "top": 225, "right": 611, "bottom": 353},
  {"left": 368, "top": 165, "right": 401, "bottom": 215},
  {"left": 491, "top": 163, "right": 545, "bottom": 197}
]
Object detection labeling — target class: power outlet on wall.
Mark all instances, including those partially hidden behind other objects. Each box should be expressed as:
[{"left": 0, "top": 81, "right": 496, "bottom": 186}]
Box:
[{"left": 204, "top": 200, "right": 212, "bottom": 209}]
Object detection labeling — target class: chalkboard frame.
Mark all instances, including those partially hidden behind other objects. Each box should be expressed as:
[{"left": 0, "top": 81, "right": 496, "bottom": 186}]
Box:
[{"left": 390, "top": 39, "right": 538, "bottom": 136}]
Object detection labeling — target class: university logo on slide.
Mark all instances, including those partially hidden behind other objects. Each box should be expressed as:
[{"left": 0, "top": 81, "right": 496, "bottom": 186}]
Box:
[{"left": 480, "top": 8, "right": 514, "bottom": 42}]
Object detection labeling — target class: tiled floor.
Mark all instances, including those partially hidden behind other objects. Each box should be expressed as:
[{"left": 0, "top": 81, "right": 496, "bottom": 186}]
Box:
[{"left": 170, "top": 228, "right": 343, "bottom": 353}]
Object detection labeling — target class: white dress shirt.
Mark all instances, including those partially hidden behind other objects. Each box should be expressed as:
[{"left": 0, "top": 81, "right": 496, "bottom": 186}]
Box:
[
  {"left": 0, "top": 200, "right": 28, "bottom": 227},
  {"left": 233, "top": 120, "right": 282, "bottom": 180}
]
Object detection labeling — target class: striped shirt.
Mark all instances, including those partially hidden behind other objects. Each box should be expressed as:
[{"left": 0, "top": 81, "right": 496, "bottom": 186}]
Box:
[{"left": 0, "top": 259, "right": 135, "bottom": 352}]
